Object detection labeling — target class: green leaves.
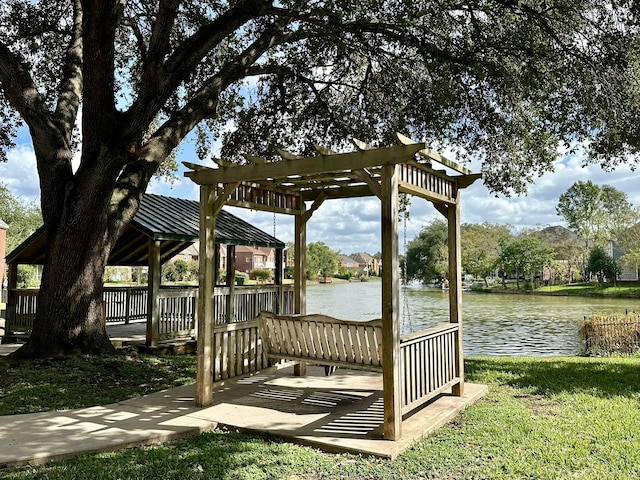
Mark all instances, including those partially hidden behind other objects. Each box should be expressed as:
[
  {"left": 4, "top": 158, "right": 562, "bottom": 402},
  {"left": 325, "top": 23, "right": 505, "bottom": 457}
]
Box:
[{"left": 0, "top": 183, "right": 41, "bottom": 251}]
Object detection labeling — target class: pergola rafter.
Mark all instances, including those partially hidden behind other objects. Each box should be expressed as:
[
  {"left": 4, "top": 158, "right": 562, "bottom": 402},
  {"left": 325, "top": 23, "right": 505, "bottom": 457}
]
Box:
[{"left": 185, "top": 135, "right": 481, "bottom": 441}]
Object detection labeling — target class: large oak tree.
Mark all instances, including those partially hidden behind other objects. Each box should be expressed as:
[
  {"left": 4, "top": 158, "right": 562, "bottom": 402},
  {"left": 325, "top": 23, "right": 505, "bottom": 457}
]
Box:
[{"left": 1, "top": 1, "right": 639, "bottom": 357}]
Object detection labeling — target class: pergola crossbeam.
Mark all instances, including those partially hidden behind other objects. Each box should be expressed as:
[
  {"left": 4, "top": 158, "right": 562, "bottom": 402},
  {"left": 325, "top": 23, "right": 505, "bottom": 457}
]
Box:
[
  {"left": 186, "top": 144, "right": 427, "bottom": 185},
  {"left": 393, "top": 132, "right": 473, "bottom": 176}
]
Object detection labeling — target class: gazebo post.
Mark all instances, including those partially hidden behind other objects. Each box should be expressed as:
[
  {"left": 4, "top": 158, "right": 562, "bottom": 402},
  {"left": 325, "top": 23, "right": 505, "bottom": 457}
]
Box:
[
  {"left": 6, "top": 261, "right": 17, "bottom": 332},
  {"left": 447, "top": 198, "right": 465, "bottom": 396},
  {"left": 275, "top": 247, "right": 283, "bottom": 314},
  {"left": 196, "top": 184, "right": 216, "bottom": 407},
  {"left": 226, "top": 244, "right": 236, "bottom": 323},
  {"left": 381, "top": 164, "right": 402, "bottom": 440},
  {"left": 214, "top": 244, "right": 221, "bottom": 285},
  {"left": 146, "top": 239, "right": 161, "bottom": 348}
]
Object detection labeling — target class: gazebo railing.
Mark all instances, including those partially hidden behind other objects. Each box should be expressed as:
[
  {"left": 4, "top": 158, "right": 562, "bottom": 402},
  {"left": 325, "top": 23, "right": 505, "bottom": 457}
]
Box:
[
  {"left": 104, "top": 287, "right": 148, "bottom": 324},
  {"left": 4, "top": 285, "right": 294, "bottom": 347},
  {"left": 157, "top": 287, "right": 198, "bottom": 339},
  {"left": 400, "top": 323, "right": 460, "bottom": 414}
]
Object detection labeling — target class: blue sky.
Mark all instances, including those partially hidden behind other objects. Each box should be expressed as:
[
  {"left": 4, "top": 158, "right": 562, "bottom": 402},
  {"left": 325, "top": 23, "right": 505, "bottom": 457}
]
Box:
[{"left": 3, "top": 126, "right": 640, "bottom": 255}]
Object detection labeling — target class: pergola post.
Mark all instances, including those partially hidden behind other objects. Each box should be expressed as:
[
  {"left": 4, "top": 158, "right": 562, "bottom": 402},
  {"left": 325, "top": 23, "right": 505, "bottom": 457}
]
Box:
[
  {"left": 293, "top": 207, "right": 307, "bottom": 376},
  {"left": 447, "top": 198, "right": 465, "bottom": 396},
  {"left": 214, "top": 244, "right": 221, "bottom": 285},
  {"left": 196, "top": 184, "right": 216, "bottom": 407},
  {"left": 146, "top": 239, "right": 161, "bottom": 348},
  {"left": 294, "top": 209, "right": 306, "bottom": 316},
  {"left": 6, "top": 261, "right": 17, "bottom": 330},
  {"left": 381, "top": 163, "right": 402, "bottom": 440}
]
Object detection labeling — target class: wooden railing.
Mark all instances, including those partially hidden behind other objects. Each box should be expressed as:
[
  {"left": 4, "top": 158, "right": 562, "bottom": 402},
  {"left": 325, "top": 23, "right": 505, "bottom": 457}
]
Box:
[
  {"left": 5, "top": 285, "right": 294, "bottom": 348},
  {"left": 5, "top": 289, "right": 38, "bottom": 337},
  {"left": 212, "top": 320, "right": 267, "bottom": 381},
  {"left": 254, "top": 312, "right": 461, "bottom": 411},
  {"left": 104, "top": 287, "right": 148, "bottom": 324},
  {"left": 400, "top": 323, "right": 460, "bottom": 414},
  {"left": 208, "top": 286, "right": 295, "bottom": 380},
  {"left": 157, "top": 287, "right": 198, "bottom": 340}
]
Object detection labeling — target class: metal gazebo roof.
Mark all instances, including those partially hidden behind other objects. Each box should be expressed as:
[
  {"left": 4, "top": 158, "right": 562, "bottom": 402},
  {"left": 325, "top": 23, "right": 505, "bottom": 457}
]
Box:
[{"left": 7, "top": 193, "right": 284, "bottom": 266}]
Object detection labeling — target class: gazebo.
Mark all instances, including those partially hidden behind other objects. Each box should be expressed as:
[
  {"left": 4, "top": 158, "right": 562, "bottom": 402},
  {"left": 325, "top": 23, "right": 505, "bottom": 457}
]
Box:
[
  {"left": 185, "top": 135, "right": 482, "bottom": 441},
  {"left": 4, "top": 194, "right": 289, "bottom": 351}
]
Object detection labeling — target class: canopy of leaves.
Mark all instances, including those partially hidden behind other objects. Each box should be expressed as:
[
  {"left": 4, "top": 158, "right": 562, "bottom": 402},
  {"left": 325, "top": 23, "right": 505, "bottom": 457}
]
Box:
[
  {"left": 586, "top": 245, "right": 621, "bottom": 284},
  {"left": 617, "top": 223, "right": 640, "bottom": 268},
  {"left": 406, "top": 219, "right": 449, "bottom": 283},
  {"left": 2, "top": 1, "right": 640, "bottom": 197},
  {"left": 495, "top": 235, "right": 555, "bottom": 286},
  {"left": 460, "top": 222, "right": 511, "bottom": 283}
]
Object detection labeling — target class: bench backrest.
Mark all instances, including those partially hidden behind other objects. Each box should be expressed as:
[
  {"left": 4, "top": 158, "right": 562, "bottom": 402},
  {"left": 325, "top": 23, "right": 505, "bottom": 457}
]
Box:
[{"left": 257, "top": 312, "right": 383, "bottom": 369}]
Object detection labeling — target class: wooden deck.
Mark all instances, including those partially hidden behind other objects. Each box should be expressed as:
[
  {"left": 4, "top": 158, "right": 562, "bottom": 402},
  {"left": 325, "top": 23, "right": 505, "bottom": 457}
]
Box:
[{"left": 203, "top": 365, "right": 486, "bottom": 459}]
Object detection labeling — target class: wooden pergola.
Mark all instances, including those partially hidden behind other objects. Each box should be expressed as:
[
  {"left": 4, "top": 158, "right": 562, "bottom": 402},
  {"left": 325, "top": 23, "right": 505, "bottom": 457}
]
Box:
[{"left": 185, "top": 134, "right": 481, "bottom": 441}]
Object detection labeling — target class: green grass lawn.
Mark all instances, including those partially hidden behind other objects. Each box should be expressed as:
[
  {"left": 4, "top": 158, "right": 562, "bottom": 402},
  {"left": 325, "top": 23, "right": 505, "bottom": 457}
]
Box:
[
  {"left": 480, "top": 281, "right": 640, "bottom": 298},
  {"left": 538, "top": 283, "right": 640, "bottom": 297},
  {"left": 1, "top": 355, "right": 640, "bottom": 479}
]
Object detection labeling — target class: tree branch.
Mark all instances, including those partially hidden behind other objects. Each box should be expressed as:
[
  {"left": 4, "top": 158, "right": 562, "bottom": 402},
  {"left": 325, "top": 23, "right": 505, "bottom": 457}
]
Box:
[
  {"left": 81, "top": 0, "right": 120, "bottom": 140},
  {"left": 0, "top": 42, "right": 53, "bottom": 135},
  {"left": 116, "top": 19, "right": 293, "bottom": 203},
  {"left": 127, "top": 0, "right": 273, "bottom": 136},
  {"left": 53, "top": 0, "right": 83, "bottom": 142}
]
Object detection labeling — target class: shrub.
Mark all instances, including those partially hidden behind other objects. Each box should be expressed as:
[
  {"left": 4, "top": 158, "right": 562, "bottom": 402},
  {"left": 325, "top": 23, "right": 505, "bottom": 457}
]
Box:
[
  {"left": 235, "top": 271, "right": 249, "bottom": 285},
  {"left": 581, "top": 313, "right": 640, "bottom": 356},
  {"left": 251, "top": 268, "right": 272, "bottom": 283}
]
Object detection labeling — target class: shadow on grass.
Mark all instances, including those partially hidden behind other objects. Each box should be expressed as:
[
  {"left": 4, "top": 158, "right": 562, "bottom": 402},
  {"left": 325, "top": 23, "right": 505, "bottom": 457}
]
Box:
[{"left": 466, "top": 356, "right": 640, "bottom": 398}]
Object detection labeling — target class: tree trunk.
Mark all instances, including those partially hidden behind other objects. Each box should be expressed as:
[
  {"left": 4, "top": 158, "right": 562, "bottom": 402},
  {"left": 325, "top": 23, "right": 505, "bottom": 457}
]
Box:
[
  {"left": 12, "top": 208, "right": 117, "bottom": 358},
  {"left": 9, "top": 148, "right": 138, "bottom": 358}
]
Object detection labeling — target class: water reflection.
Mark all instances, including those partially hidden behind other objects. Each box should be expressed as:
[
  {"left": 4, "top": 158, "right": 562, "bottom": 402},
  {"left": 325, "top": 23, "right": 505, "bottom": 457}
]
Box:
[{"left": 305, "top": 281, "right": 640, "bottom": 356}]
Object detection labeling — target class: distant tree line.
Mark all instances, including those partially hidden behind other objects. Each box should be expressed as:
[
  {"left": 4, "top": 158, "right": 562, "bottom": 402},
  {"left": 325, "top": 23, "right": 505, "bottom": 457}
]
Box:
[{"left": 406, "top": 181, "right": 640, "bottom": 288}]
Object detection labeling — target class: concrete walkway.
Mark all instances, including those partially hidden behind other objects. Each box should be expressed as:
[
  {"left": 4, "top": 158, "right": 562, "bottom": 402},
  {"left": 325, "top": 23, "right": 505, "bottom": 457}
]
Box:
[{"left": 0, "top": 364, "right": 487, "bottom": 468}]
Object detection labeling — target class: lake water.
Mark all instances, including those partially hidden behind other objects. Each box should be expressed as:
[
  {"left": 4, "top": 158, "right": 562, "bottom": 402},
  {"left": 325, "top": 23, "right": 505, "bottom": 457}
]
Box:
[{"left": 305, "top": 281, "right": 640, "bottom": 356}]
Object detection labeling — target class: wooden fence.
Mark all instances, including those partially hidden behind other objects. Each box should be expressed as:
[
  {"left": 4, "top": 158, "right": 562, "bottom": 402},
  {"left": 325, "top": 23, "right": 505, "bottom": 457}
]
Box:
[{"left": 581, "top": 313, "right": 640, "bottom": 356}]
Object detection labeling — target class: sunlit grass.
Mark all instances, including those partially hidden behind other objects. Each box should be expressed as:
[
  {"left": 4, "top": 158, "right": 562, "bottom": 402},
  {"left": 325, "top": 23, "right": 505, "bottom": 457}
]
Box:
[
  {"left": 538, "top": 283, "right": 640, "bottom": 297},
  {"left": 480, "top": 281, "right": 640, "bottom": 297}
]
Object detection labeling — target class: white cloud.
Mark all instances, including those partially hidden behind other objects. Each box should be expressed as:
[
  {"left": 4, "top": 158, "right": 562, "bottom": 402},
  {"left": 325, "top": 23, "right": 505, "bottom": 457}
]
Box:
[{"left": 0, "top": 144, "right": 40, "bottom": 200}]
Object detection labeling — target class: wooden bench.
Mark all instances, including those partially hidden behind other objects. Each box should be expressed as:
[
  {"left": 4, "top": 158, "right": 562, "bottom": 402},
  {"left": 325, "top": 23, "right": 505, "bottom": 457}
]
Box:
[{"left": 256, "top": 311, "right": 383, "bottom": 375}]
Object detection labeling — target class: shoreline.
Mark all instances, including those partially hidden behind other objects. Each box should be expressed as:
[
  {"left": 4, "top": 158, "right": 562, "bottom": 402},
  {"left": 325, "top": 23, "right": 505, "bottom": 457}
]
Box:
[{"left": 470, "top": 287, "right": 640, "bottom": 299}]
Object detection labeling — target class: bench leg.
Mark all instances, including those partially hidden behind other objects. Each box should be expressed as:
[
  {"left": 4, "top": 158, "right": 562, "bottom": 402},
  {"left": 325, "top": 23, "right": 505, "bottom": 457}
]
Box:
[
  {"left": 294, "top": 360, "right": 307, "bottom": 376},
  {"left": 324, "top": 365, "right": 337, "bottom": 376}
]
